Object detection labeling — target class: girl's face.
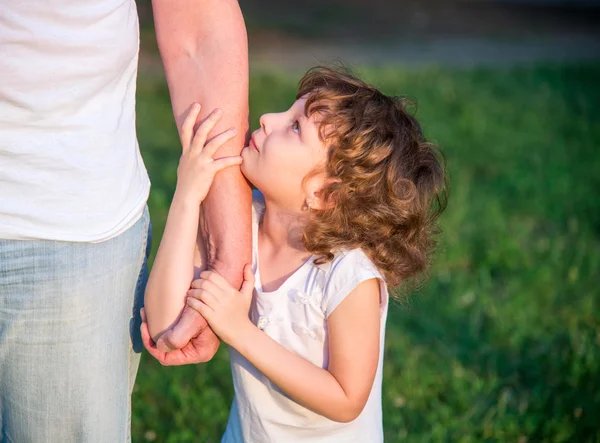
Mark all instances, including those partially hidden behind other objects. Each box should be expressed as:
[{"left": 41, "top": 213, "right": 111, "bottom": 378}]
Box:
[{"left": 241, "top": 97, "right": 328, "bottom": 212}]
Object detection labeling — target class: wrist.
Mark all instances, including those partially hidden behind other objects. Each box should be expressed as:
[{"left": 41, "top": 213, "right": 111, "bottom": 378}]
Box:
[
  {"left": 229, "top": 319, "right": 257, "bottom": 351},
  {"left": 172, "top": 189, "right": 202, "bottom": 211}
]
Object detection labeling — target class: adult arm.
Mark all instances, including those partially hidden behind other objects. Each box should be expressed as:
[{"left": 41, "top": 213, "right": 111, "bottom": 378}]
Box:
[{"left": 146, "top": 0, "right": 252, "bottom": 359}]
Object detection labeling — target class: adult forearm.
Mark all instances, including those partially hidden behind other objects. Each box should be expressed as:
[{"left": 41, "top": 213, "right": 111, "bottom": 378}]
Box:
[
  {"left": 154, "top": 0, "right": 249, "bottom": 138},
  {"left": 201, "top": 170, "right": 251, "bottom": 288},
  {"left": 154, "top": 0, "right": 251, "bottom": 288}
]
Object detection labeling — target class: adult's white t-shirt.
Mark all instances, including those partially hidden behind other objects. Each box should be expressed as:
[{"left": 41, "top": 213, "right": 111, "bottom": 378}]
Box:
[
  {"left": 0, "top": 0, "right": 150, "bottom": 242},
  {"left": 222, "top": 194, "right": 389, "bottom": 442}
]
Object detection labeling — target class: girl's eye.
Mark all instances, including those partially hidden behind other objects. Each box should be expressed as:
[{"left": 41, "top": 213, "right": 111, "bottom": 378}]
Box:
[{"left": 291, "top": 121, "right": 300, "bottom": 134}]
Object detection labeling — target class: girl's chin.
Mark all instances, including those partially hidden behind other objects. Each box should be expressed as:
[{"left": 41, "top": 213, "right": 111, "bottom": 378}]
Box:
[{"left": 239, "top": 162, "right": 256, "bottom": 186}]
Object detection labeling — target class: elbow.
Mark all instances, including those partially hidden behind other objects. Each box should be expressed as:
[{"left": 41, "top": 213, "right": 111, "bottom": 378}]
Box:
[
  {"left": 324, "top": 400, "right": 367, "bottom": 423},
  {"left": 143, "top": 290, "right": 181, "bottom": 341}
]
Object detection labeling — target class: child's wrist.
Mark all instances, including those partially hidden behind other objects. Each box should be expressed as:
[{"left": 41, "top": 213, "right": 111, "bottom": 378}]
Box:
[
  {"left": 172, "top": 189, "right": 202, "bottom": 209},
  {"left": 229, "top": 320, "right": 258, "bottom": 351}
]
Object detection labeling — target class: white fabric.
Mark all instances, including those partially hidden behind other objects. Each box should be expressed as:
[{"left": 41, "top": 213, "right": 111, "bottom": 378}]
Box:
[
  {"left": 0, "top": 0, "right": 150, "bottom": 242},
  {"left": 223, "top": 193, "right": 389, "bottom": 442}
]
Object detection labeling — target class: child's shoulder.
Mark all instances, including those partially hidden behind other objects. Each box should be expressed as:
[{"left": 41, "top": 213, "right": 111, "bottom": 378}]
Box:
[
  {"left": 327, "top": 248, "right": 378, "bottom": 274},
  {"left": 323, "top": 248, "right": 383, "bottom": 286},
  {"left": 317, "top": 248, "right": 386, "bottom": 317}
]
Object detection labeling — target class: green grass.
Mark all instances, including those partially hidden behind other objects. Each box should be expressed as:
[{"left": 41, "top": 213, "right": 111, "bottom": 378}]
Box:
[{"left": 132, "top": 63, "right": 600, "bottom": 442}]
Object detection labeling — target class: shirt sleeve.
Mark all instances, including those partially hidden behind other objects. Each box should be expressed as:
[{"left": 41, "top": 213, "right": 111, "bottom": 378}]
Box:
[{"left": 321, "top": 249, "right": 386, "bottom": 318}]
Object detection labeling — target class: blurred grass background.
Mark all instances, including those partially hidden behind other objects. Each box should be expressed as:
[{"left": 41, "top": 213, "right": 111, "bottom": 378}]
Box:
[{"left": 132, "top": 1, "right": 600, "bottom": 441}]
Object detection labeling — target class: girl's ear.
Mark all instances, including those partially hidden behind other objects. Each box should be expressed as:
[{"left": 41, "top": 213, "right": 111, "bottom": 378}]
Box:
[{"left": 304, "top": 175, "right": 337, "bottom": 211}]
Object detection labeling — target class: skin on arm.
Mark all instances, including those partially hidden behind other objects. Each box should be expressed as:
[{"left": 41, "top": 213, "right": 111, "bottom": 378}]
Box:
[
  {"left": 149, "top": 0, "right": 252, "bottom": 355},
  {"left": 188, "top": 271, "right": 382, "bottom": 422},
  {"left": 144, "top": 106, "right": 242, "bottom": 357}
]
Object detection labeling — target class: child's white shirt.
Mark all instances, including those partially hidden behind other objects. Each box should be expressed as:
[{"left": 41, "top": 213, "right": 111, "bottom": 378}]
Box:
[{"left": 222, "top": 193, "right": 389, "bottom": 442}]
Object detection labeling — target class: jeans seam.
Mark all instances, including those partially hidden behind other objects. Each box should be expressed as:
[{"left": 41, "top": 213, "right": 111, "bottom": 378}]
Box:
[{"left": 126, "top": 206, "right": 150, "bottom": 443}]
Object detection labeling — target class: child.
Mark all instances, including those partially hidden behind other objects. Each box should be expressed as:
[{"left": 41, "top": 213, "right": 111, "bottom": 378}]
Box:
[{"left": 143, "top": 66, "right": 447, "bottom": 441}]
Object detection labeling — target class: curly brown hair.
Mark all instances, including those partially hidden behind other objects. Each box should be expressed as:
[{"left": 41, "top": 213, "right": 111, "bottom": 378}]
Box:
[{"left": 297, "top": 66, "right": 448, "bottom": 291}]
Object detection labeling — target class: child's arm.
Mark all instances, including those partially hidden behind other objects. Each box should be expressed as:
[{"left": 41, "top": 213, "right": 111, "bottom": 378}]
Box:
[
  {"left": 144, "top": 105, "right": 242, "bottom": 341},
  {"left": 187, "top": 268, "right": 381, "bottom": 423}
]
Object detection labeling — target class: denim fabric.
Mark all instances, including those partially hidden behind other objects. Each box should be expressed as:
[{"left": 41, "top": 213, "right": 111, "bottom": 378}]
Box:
[{"left": 0, "top": 207, "right": 151, "bottom": 443}]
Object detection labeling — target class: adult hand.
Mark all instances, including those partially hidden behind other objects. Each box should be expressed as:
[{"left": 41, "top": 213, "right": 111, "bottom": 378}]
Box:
[
  {"left": 154, "top": 303, "right": 218, "bottom": 352},
  {"left": 140, "top": 308, "right": 220, "bottom": 366}
]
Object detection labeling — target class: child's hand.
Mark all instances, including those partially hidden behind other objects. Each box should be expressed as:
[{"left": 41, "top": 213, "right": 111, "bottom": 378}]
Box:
[
  {"left": 186, "top": 264, "right": 255, "bottom": 347},
  {"left": 175, "top": 104, "right": 243, "bottom": 204}
]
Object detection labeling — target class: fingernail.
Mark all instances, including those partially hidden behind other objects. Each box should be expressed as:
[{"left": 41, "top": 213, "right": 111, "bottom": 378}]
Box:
[
  {"left": 192, "top": 103, "right": 200, "bottom": 110},
  {"left": 231, "top": 127, "right": 237, "bottom": 134},
  {"left": 214, "top": 108, "right": 222, "bottom": 116}
]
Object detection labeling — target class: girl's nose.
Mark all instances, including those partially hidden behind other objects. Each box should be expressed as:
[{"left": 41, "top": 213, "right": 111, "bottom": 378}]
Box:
[
  {"left": 259, "top": 113, "right": 271, "bottom": 135},
  {"left": 260, "top": 111, "right": 285, "bottom": 136}
]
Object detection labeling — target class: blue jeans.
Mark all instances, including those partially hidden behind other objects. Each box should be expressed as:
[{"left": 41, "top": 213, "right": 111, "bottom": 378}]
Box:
[{"left": 0, "top": 207, "right": 151, "bottom": 443}]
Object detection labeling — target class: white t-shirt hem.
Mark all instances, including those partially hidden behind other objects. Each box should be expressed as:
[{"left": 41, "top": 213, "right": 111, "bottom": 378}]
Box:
[{"left": 0, "top": 180, "right": 150, "bottom": 243}]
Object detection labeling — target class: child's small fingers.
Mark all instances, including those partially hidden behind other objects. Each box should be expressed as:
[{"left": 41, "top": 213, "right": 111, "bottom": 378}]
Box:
[
  {"left": 186, "top": 288, "right": 204, "bottom": 300},
  {"left": 244, "top": 263, "right": 254, "bottom": 280},
  {"left": 211, "top": 156, "right": 243, "bottom": 173},
  {"left": 199, "top": 270, "right": 231, "bottom": 290},
  {"left": 186, "top": 297, "right": 212, "bottom": 319},
  {"left": 203, "top": 127, "right": 237, "bottom": 158},
  {"left": 180, "top": 103, "right": 201, "bottom": 150},
  {"left": 240, "top": 264, "right": 255, "bottom": 296},
  {"left": 187, "top": 288, "right": 219, "bottom": 307},
  {"left": 190, "top": 279, "right": 221, "bottom": 298},
  {"left": 198, "top": 270, "right": 215, "bottom": 280},
  {"left": 191, "top": 108, "right": 222, "bottom": 151}
]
